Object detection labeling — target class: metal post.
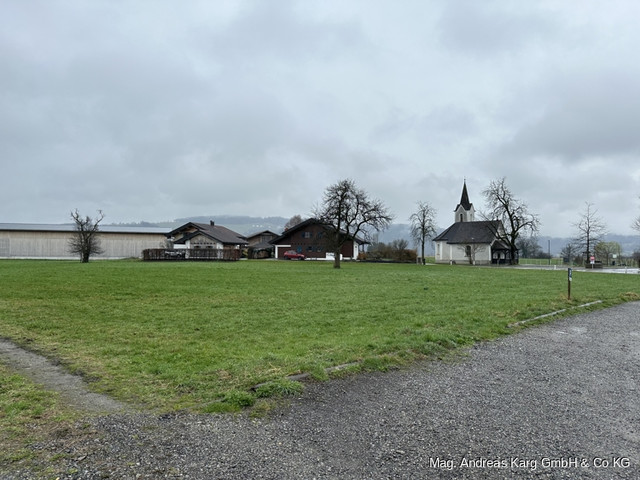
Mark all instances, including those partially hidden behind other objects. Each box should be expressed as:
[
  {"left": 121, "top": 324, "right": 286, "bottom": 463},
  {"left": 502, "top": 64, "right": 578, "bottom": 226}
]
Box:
[{"left": 568, "top": 268, "right": 572, "bottom": 300}]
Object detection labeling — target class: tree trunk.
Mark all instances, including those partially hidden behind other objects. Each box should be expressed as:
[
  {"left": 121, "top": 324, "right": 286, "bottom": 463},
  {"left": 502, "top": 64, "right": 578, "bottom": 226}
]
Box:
[{"left": 333, "top": 249, "right": 341, "bottom": 268}]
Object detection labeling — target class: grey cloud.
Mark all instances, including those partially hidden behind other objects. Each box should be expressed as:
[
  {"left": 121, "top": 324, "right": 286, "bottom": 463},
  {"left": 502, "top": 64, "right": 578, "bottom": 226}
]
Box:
[
  {"left": 437, "top": 0, "right": 559, "bottom": 55},
  {"left": 371, "top": 105, "right": 478, "bottom": 145},
  {"left": 497, "top": 69, "right": 640, "bottom": 163}
]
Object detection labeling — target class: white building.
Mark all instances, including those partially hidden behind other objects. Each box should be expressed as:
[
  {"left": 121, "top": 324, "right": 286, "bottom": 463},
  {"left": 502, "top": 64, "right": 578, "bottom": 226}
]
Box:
[
  {"left": 0, "top": 223, "right": 169, "bottom": 259},
  {"left": 433, "top": 182, "right": 511, "bottom": 265}
]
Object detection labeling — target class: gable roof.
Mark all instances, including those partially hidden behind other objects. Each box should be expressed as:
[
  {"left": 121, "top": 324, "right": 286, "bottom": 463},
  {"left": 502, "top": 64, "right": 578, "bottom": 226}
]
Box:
[
  {"left": 433, "top": 220, "right": 502, "bottom": 245},
  {"left": 270, "top": 218, "right": 368, "bottom": 245},
  {"left": 245, "top": 230, "right": 278, "bottom": 240},
  {"left": 167, "top": 222, "right": 248, "bottom": 246}
]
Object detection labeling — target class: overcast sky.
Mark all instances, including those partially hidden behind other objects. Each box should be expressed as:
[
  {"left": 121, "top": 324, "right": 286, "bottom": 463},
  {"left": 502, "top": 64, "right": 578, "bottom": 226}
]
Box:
[{"left": 2, "top": 1, "right": 640, "bottom": 237}]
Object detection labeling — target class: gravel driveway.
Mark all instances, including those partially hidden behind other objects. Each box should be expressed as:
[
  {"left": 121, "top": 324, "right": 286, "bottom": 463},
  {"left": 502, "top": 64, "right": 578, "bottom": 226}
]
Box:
[{"left": 4, "top": 302, "right": 640, "bottom": 479}]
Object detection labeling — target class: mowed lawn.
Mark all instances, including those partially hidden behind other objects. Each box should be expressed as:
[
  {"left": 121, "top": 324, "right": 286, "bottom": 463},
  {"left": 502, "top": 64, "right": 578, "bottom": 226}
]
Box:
[{"left": 1, "top": 259, "right": 638, "bottom": 412}]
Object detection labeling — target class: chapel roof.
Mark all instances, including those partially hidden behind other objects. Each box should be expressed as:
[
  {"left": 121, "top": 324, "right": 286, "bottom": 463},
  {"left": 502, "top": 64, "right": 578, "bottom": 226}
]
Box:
[{"left": 433, "top": 220, "right": 502, "bottom": 244}]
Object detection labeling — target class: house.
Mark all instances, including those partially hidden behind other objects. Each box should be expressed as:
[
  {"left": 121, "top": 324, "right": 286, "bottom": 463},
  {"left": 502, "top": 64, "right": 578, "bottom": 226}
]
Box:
[
  {"left": 245, "top": 230, "right": 278, "bottom": 258},
  {"left": 433, "top": 182, "right": 512, "bottom": 265},
  {"left": 166, "top": 221, "right": 248, "bottom": 251},
  {"left": 270, "top": 218, "right": 367, "bottom": 260},
  {"left": 0, "top": 223, "right": 169, "bottom": 259}
]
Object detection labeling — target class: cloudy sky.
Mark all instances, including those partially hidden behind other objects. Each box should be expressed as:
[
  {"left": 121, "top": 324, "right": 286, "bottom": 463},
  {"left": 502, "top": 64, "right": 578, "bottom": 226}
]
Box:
[{"left": 2, "top": 0, "right": 640, "bottom": 237}]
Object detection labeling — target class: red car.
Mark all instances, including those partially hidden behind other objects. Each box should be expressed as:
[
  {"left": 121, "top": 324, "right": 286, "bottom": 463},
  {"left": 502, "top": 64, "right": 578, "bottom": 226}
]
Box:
[{"left": 283, "top": 250, "right": 305, "bottom": 260}]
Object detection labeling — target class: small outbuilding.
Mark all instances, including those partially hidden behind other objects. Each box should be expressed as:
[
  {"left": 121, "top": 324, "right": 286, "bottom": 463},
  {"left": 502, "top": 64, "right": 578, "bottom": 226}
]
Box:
[{"left": 245, "top": 230, "right": 278, "bottom": 258}]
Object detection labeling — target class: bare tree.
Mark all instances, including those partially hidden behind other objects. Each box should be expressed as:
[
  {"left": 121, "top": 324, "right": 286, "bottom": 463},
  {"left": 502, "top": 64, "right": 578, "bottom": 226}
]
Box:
[
  {"left": 560, "top": 242, "right": 581, "bottom": 265},
  {"left": 633, "top": 197, "right": 640, "bottom": 233},
  {"left": 516, "top": 236, "right": 545, "bottom": 259},
  {"left": 284, "top": 214, "right": 304, "bottom": 231},
  {"left": 573, "top": 202, "right": 606, "bottom": 264},
  {"left": 481, "top": 177, "right": 540, "bottom": 265},
  {"left": 594, "top": 241, "right": 621, "bottom": 266},
  {"left": 457, "top": 243, "right": 487, "bottom": 265},
  {"left": 69, "top": 209, "right": 105, "bottom": 262},
  {"left": 409, "top": 201, "right": 437, "bottom": 264},
  {"left": 314, "top": 179, "right": 393, "bottom": 269}
]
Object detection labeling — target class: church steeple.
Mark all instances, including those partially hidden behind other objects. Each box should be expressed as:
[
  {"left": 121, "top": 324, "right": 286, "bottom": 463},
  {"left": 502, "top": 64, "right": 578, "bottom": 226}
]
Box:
[{"left": 454, "top": 180, "right": 475, "bottom": 223}]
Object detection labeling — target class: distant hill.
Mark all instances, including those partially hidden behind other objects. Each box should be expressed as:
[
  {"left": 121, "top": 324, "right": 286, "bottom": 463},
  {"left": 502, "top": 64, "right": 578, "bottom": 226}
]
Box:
[{"left": 110, "top": 215, "right": 289, "bottom": 236}]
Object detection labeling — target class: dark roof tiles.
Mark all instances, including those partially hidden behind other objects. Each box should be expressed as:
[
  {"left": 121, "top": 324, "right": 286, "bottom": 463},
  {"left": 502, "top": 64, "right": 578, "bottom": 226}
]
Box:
[{"left": 433, "top": 220, "right": 502, "bottom": 244}]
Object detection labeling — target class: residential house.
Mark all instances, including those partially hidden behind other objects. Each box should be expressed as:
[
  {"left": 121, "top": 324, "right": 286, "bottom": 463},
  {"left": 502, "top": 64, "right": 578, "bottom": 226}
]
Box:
[
  {"left": 167, "top": 221, "right": 248, "bottom": 251},
  {"left": 433, "top": 182, "right": 512, "bottom": 264},
  {"left": 270, "top": 218, "right": 366, "bottom": 260}
]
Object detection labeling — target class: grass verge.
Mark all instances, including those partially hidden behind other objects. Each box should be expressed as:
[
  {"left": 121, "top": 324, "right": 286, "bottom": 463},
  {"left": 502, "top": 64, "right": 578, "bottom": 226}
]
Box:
[
  {"left": 0, "top": 362, "right": 77, "bottom": 473},
  {"left": 0, "top": 260, "right": 638, "bottom": 415}
]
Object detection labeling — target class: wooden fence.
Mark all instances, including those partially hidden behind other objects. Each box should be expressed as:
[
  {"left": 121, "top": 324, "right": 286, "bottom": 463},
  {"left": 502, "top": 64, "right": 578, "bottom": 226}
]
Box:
[{"left": 142, "top": 248, "right": 241, "bottom": 261}]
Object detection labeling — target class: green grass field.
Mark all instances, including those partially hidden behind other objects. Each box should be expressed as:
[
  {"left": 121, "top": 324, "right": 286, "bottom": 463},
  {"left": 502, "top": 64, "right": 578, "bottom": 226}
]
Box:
[{"left": 1, "top": 260, "right": 638, "bottom": 415}]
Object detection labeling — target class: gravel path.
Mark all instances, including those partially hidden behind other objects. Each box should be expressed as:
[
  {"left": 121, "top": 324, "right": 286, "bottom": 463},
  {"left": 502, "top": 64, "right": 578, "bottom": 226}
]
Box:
[
  {"left": 3, "top": 302, "right": 640, "bottom": 479},
  {"left": 0, "top": 339, "right": 128, "bottom": 413}
]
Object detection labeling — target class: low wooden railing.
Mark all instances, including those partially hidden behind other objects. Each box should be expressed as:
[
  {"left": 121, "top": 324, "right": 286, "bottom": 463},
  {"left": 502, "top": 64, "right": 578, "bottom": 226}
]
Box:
[{"left": 142, "top": 248, "right": 241, "bottom": 261}]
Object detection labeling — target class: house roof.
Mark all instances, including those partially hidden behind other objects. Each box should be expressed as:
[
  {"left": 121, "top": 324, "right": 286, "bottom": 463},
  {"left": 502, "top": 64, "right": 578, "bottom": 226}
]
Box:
[
  {"left": 245, "top": 230, "right": 278, "bottom": 241},
  {"left": 433, "top": 220, "right": 502, "bottom": 245},
  {"left": 167, "top": 222, "right": 248, "bottom": 246},
  {"left": 270, "top": 218, "right": 368, "bottom": 245}
]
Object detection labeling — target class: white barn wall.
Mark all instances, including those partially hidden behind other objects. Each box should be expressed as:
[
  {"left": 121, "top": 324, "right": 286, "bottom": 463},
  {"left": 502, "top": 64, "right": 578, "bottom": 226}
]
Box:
[
  {"left": 93, "top": 233, "right": 168, "bottom": 258},
  {"left": 0, "top": 225, "right": 168, "bottom": 259}
]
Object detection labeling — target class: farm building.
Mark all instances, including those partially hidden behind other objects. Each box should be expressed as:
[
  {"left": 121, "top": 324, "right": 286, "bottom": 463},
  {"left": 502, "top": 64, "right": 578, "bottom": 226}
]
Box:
[{"left": 0, "top": 223, "right": 169, "bottom": 259}]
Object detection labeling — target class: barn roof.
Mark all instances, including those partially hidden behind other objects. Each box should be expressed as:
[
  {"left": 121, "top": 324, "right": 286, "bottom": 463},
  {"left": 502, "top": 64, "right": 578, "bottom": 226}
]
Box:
[{"left": 0, "top": 223, "right": 169, "bottom": 235}]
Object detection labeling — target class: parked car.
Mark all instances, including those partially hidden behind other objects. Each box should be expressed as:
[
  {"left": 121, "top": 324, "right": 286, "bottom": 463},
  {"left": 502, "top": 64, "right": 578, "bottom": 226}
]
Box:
[{"left": 283, "top": 250, "right": 305, "bottom": 260}]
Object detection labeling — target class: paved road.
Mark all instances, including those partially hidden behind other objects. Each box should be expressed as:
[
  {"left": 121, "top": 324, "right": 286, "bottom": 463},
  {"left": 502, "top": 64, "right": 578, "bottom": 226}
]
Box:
[{"left": 7, "top": 302, "right": 640, "bottom": 479}]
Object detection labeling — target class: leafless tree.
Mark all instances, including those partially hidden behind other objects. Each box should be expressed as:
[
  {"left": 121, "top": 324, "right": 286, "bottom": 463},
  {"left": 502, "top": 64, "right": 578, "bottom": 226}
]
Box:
[
  {"left": 572, "top": 202, "right": 606, "bottom": 264},
  {"left": 594, "top": 241, "right": 621, "bottom": 266},
  {"left": 633, "top": 197, "right": 640, "bottom": 233},
  {"left": 516, "top": 236, "right": 544, "bottom": 258},
  {"left": 457, "top": 243, "right": 487, "bottom": 265},
  {"left": 409, "top": 201, "right": 437, "bottom": 264},
  {"left": 314, "top": 179, "right": 393, "bottom": 268},
  {"left": 560, "top": 242, "right": 581, "bottom": 265},
  {"left": 481, "top": 177, "right": 540, "bottom": 265},
  {"left": 284, "top": 214, "right": 304, "bottom": 231},
  {"left": 68, "top": 209, "right": 105, "bottom": 262}
]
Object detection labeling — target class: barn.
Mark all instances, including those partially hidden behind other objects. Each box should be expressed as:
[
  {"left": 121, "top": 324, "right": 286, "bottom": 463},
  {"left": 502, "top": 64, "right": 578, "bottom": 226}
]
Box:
[{"left": 0, "top": 223, "right": 169, "bottom": 259}]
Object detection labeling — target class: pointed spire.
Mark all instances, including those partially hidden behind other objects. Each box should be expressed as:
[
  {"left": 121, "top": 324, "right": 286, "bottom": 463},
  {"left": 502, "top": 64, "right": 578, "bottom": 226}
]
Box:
[{"left": 459, "top": 180, "right": 472, "bottom": 210}]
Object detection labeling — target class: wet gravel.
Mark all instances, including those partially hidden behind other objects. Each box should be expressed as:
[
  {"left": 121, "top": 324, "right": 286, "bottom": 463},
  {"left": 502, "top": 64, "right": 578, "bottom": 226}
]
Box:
[{"left": 3, "top": 302, "right": 640, "bottom": 479}]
